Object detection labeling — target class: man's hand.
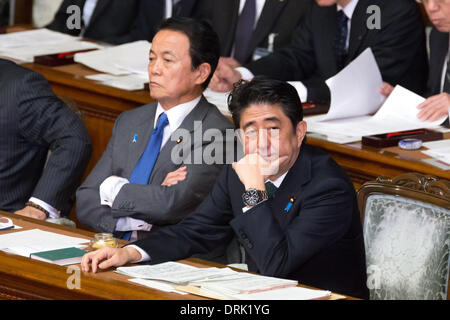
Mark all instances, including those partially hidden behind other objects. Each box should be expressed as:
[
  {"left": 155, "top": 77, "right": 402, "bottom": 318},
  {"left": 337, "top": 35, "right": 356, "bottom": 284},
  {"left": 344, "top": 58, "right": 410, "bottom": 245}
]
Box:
[
  {"left": 161, "top": 166, "right": 187, "bottom": 187},
  {"left": 15, "top": 206, "right": 47, "bottom": 220},
  {"left": 417, "top": 93, "right": 450, "bottom": 122},
  {"left": 81, "top": 247, "right": 142, "bottom": 273},
  {"left": 232, "top": 154, "right": 288, "bottom": 190},
  {"left": 220, "top": 57, "right": 241, "bottom": 69},
  {"left": 379, "top": 82, "right": 394, "bottom": 97},
  {"left": 209, "top": 58, "right": 243, "bottom": 92}
]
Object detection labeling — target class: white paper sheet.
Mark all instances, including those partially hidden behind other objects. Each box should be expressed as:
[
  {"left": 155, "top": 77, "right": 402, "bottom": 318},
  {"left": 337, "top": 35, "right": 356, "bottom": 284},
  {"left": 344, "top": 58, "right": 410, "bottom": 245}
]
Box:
[
  {"left": 128, "top": 278, "right": 188, "bottom": 295},
  {"left": 74, "top": 40, "right": 151, "bottom": 76},
  {"left": 0, "top": 40, "right": 103, "bottom": 63},
  {"left": 0, "top": 229, "right": 89, "bottom": 257},
  {"left": 0, "top": 29, "right": 77, "bottom": 49},
  {"left": 230, "top": 286, "right": 331, "bottom": 300},
  {"left": 322, "top": 48, "right": 384, "bottom": 121},
  {"left": 307, "top": 86, "right": 448, "bottom": 140},
  {"left": 85, "top": 73, "right": 148, "bottom": 91}
]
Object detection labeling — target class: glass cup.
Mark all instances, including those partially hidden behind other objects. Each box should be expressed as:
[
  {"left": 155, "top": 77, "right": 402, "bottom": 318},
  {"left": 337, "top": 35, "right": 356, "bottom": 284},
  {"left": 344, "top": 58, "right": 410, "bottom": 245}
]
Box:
[{"left": 90, "top": 233, "right": 118, "bottom": 250}]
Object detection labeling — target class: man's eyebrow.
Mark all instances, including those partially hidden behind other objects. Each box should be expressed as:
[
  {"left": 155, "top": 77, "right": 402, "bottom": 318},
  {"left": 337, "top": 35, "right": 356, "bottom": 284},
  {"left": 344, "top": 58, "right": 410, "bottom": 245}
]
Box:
[
  {"left": 242, "top": 117, "right": 281, "bottom": 130},
  {"left": 149, "top": 49, "right": 176, "bottom": 56},
  {"left": 263, "top": 117, "right": 281, "bottom": 124}
]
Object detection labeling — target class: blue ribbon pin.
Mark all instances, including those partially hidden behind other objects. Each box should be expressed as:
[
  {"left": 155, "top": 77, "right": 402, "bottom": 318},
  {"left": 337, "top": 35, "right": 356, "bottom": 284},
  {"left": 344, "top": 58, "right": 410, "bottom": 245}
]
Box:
[
  {"left": 132, "top": 134, "right": 138, "bottom": 143},
  {"left": 284, "top": 197, "right": 296, "bottom": 213}
]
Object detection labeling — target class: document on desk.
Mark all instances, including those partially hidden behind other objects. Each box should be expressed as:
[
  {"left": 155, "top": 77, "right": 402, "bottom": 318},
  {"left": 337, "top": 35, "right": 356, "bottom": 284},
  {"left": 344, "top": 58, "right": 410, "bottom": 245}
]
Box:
[
  {"left": 226, "top": 286, "right": 331, "bottom": 300},
  {"left": 0, "top": 229, "right": 89, "bottom": 258},
  {"left": 74, "top": 40, "right": 151, "bottom": 76},
  {"left": 323, "top": 47, "right": 385, "bottom": 121},
  {"left": 0, "top": 29, "right": 104, "bottom": 63},
  {"left": 307, "top": 86, "right": 448, "bottom": 140},
  {"left": 116, "top": 261, "right": 236, "bottom": 285}
]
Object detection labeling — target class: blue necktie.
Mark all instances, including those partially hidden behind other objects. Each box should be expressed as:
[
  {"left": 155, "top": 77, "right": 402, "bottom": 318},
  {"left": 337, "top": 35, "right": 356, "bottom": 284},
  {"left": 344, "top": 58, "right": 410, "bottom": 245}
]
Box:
[
  {"left": 334, "top": 10, "right": 349, "bottom": 71},
  {"left": 234, "top": 0, "right": 256, "bottom": 64},
  {"left": 122, "top": 113, "right": 169, "bottom": 241}
]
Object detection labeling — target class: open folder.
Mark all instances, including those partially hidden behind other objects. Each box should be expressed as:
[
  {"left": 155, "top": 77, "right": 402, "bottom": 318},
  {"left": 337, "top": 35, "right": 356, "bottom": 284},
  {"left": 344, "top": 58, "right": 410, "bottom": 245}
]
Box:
[{"left": 306, "top": 48, "right": 448, "bottom": 142}]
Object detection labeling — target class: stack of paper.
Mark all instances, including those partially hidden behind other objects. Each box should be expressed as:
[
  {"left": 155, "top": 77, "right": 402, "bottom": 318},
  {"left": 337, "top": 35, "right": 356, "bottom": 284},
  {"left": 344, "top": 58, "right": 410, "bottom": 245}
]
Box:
[
  {"left": 0, "top": 229, "right": 89, "bottom": 258},
  {"left": 306, "top": 48, "right": 448, "bottom": 143},
  {"left": 114, "top": 261, "right": 336, "bottom": 300},
  {"left": 74, "top": 40, "right": 151, "bottom": 90},
  {"left": 0, "top": 29, "right": 103, "bottom": 63},
  {"left": 422, "top": 140, "right": 450, "bottom": 167}
]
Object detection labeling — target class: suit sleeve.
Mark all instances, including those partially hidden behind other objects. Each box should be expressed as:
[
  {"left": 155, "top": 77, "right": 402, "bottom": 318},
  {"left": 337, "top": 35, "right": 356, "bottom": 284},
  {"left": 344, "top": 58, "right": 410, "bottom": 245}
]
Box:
[
  {"left": 370, "top": 0, "right": 427, "bottom": 95},
  {"left": 76, "top": 115, "right": 123, "bottom": 232},
  {"left": 132, "top": 166, "right": 236, "bottom": 264},
  {"left": 18, "top": 71, "right": 92, "bottom": 216},
  {"left": 110, "top": 127, "right": 235, "bottom": 226},
  {"left": 229, "top": 175, "right": 354, "bottom": 279},
  {"left": 245, "top": 4, "right": 317, "bottom": 82}
]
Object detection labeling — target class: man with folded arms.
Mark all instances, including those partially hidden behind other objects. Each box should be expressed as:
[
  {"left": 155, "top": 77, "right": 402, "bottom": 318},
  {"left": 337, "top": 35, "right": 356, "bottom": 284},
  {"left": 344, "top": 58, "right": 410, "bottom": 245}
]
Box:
[
  {"left": 81, "top": 77, "right": 369, "bottom": 300},
  {"left": 381, "top": 0, "right": 450, "bottom": 125},
  {"left": 76, "top": 18, "right": 234, "bottom": 252},
  {"left": 209, "top": 0, "right": 428, "bottom": 104}
]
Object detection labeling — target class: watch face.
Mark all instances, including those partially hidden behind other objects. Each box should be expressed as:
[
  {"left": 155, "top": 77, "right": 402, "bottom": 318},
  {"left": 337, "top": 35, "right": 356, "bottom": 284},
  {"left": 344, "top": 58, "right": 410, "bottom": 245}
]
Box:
[{"left": 242, "top": 189, "right": 260, "bottom": 206}]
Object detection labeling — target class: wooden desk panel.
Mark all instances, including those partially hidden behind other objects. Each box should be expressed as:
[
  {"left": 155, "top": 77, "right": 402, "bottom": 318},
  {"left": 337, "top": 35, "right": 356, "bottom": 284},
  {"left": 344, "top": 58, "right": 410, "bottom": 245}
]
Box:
[
  {"left": 307, "top": 136, "right": 450, "bottom": 190},
  {"left": 0, "top": 211, "right": 352, "bottom": 300}
]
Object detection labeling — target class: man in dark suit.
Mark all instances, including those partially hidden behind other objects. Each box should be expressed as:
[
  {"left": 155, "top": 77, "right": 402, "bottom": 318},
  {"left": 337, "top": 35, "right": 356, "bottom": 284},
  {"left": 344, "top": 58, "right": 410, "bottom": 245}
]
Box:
[
  {"left": 76, "top": 18, "right": 234, "bottom": 245},
  {"left": 0, "top": 58, "right": 92, "bottom": 220},
  {"left": 46, "top": 0, "right": 139, "bottom": 44},
  {"left": 196, "top": 0, "right": 309, "bottom": 65},
  {"left": 210, "top": 0, "right": 428, "bottom": 104},
  {"left": 114, "top": 0, "right": 200, "bottom": 44},
  {"left": 81, "top": 77, "right": 369, "bottom": 300},
  {"left": 380, "top": 0, "right": 449, "bottom": 124}
]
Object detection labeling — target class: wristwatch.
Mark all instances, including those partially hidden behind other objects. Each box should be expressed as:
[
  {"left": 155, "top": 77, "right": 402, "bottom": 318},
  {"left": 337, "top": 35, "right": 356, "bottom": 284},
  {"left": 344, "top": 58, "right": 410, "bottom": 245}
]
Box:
[{"left": 242, "top": 188, "right": 268, "bottom": 207}]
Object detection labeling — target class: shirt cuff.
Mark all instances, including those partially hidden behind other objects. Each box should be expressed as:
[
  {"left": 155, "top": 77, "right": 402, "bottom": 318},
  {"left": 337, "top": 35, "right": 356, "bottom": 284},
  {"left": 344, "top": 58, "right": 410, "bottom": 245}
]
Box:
[
  {"left": 28, "top": 197, "right": 60, "bottom": 219},
  {"left": 235, "top": 67, "right": 254, "bottom": 81},
  {"left": 99, "top": 176, "right": 129, "bottom": 207},
  {"left": 126, "top": 244, "right": 151, "bottom": 263},
  {"left": 287, "top": 81, "right": 308, "bottom": 103}
]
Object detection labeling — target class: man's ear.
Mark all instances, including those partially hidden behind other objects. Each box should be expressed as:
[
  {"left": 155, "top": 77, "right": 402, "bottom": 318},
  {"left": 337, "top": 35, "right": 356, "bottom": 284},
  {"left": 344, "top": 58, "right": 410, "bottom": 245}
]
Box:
[
  {"left": 194, "top": 62, "right": 212, "bottom": 86},
  {"left": 296, "top": 121, "right": 307, "bottom": 148}
]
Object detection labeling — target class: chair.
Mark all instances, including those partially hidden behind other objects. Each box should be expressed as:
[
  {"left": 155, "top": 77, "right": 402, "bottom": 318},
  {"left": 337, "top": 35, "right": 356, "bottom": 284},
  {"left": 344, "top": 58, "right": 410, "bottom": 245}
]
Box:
[{"left": 357, "top": 173, "right": 450, "bottom": 300}]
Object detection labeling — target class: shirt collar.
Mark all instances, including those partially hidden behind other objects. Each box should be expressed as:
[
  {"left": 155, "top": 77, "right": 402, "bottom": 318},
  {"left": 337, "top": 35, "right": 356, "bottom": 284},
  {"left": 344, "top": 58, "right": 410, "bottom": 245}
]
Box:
[
  {"left": 154, "top": 96, "right": 202, "bottom": 131},
  {"left": 337, "top": 0, "right": 358, "bottom": 20},
  {"left": 266, "top": 171, "right": 288, "bottom": 189}
]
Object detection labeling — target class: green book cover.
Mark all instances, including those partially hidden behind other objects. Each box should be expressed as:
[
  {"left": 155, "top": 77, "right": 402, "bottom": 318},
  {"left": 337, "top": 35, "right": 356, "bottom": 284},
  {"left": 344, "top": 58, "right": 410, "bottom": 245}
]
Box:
[{"left": 30, "top": 247, "right": 87, "bottom": 265}]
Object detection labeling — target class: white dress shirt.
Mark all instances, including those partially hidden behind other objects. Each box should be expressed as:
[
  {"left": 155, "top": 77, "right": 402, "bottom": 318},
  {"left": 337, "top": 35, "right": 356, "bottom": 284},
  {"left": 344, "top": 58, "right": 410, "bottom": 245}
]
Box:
[
  {"left": 100, "top": 96, "right": 201, "bottom": 241},
  {"left": 237, "top": 0, "right": 359, "bottom": 103},
  {"left": 82, "top": 0, "right": 98, "bottom": 27}
]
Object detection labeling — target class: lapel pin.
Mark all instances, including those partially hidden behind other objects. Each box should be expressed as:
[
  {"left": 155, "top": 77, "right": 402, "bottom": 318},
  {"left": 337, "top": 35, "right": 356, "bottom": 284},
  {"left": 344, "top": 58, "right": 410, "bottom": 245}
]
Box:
[
  {"left": 176, "top": 137, "right": 183, "bottom": 144},
  {"left": 132, "top": 134, "right": 138, "bottom": 143},
  {"left": 284, "top": 197, "right": 296, "bottom": 213}
]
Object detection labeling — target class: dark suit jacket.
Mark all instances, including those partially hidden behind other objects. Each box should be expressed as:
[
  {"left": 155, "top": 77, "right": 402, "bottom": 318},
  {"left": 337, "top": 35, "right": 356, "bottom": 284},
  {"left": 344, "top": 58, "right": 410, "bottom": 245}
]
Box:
[
  {"left": 428, "top": 28, "right": 449, "bottom": 96},
  {"left": 0, "top": 59, "right": 92, "bottom": 215},
  {"left": 114, "top": 0, "right": 200, "bottom": 44},
  {"left": 76, "top": 97, "right": 235, "bottom": 233},
  {"left": 133, "top": 144, "right": 369, "bottom": 299},
  {"left": 46, "top": 0, "right": 139, "bottom": 44},
  {"left": 196, "top": 0, "right": 309, "bottom": 64},
  {"left": 246, "top": 0, "right": 428, "bottom": 103}
]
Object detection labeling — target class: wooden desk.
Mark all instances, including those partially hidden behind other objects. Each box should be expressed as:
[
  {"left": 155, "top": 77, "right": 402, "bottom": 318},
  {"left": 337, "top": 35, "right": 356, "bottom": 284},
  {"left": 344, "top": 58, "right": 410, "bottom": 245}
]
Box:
[
  {"left": 0, "top": 211, "right": 353, "bottom": 300},
  {"left": 307, "top": 135, "right": 450, "bottom": 190}
]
